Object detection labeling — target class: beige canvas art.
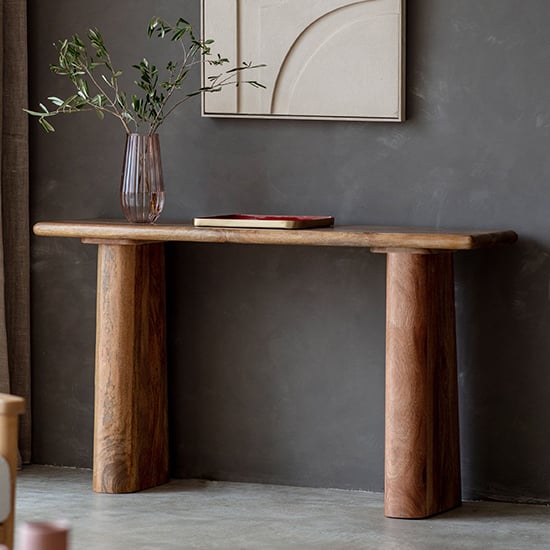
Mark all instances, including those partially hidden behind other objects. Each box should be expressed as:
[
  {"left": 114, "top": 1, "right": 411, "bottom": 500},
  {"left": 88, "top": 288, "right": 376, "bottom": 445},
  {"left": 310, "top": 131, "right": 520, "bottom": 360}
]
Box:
[{"left": 202, "top": 0, "right": 405, "bottom": 121}]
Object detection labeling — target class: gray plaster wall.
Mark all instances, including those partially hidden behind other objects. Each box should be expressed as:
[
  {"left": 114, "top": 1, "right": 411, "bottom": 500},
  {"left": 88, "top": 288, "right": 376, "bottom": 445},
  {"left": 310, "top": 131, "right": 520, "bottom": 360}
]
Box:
[{"left": 28, "top": 0, "right": 550, "bottom": 503}]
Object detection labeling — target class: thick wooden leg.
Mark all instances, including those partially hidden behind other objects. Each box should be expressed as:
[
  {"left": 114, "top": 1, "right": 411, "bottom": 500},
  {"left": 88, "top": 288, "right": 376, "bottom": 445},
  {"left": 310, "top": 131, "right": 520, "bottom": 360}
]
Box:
[
  {"left": 384, "top": 252, "right": 461, "bottom": 518},
  {"left": 93, "top": 243, "right": 168, "bottom": 493}
]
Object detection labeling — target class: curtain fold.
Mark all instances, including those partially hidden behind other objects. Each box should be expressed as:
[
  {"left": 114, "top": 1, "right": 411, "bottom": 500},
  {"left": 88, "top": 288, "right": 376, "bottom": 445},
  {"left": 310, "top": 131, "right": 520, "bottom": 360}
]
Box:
[{"left": 0, "top": 0, "right": 31, "bottom": 462}]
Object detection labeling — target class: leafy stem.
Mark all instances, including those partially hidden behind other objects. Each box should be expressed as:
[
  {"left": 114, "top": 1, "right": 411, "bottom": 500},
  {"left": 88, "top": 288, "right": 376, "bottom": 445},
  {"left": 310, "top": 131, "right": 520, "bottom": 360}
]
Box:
[{"left": 25, "top": 16, "right": 265, "bottom": 135}]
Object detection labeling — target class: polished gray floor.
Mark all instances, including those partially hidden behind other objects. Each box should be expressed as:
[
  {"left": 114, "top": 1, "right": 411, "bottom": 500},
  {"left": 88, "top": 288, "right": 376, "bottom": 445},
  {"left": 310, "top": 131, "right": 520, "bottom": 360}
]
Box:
[{"left": 14, "top": 465, "right": 550, "bottom": 549}]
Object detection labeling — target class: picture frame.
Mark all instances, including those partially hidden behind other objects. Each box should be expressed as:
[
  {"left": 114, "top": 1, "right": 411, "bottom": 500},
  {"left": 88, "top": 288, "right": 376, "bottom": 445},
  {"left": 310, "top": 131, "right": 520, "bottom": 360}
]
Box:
[{"left": 201, "top": 0, "right": 405, "bottom": 122}]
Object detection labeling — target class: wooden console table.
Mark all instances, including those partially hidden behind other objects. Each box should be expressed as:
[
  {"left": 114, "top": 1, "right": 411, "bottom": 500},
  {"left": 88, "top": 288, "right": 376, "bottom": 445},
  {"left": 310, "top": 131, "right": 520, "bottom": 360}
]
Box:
[{"left": 33, "top": 221, "right": 517, "bottom": 519}]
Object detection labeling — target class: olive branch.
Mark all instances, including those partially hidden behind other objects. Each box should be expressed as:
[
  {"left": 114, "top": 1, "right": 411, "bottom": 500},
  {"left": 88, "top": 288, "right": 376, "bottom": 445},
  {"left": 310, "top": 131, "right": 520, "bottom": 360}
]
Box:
[{"left": 25, "top": 16, "right": 265, "bottom": 135}]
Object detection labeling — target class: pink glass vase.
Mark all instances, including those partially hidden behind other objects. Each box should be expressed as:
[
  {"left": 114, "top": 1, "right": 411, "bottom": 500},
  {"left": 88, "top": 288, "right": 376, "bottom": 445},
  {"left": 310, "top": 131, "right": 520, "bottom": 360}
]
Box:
[{"left": 120, "top": 133, "right": 165, "bottom": 223}]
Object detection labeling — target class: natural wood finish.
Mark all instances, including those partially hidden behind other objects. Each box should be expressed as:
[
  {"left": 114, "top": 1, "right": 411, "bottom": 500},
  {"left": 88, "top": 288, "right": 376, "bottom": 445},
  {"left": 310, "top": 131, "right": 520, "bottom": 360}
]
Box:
[
  {"left": 33, "top": 219, "right": 517, "bottom": 507},
  {"left": 34, "top": 220, "right": 518, "bottom": 251},
  {"left": 384, "top": 252, "right": 461, "bottom": 518},
  {"left": 0, "top": 393, "right": 25, "bottom": 550},
  {"left": 81, "top": 238, "right": 161, "bottom": 246},
  {"left": 0, "top": 394, "right": 25, "bottom": 416},
  {"left": 93, "top": 243, "right": 168, "bottom": 493},
  {"left": 371, "top": 247, "right": 443, "bottom": 255}
]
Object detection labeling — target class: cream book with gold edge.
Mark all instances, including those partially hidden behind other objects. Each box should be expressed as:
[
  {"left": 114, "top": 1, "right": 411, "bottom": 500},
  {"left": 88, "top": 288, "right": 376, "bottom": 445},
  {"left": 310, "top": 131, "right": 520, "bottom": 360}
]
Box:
[{"left": 193, "top": 214, "right": 335, "bottom": 229}]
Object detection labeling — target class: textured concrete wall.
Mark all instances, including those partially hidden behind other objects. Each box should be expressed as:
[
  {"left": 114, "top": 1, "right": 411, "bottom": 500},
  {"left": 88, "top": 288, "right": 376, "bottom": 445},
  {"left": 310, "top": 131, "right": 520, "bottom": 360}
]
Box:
[{"left": 29, "top": 0, "right": 550, "bottom": 502}]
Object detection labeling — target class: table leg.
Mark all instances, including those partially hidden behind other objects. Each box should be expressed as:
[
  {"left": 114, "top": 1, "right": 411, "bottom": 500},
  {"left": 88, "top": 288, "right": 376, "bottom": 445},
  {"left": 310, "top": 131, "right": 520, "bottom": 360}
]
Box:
[
  {"left": 93, "top": 242, "right": 169, "bottom": 493},
  {"left": 384, "top": 252, "right": 461, "bottom": 518}
]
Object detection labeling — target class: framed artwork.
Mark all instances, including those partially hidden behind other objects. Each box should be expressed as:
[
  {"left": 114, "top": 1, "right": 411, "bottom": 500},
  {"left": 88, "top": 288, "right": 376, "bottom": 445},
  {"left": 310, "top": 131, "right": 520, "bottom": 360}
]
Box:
[{"left": 201, "top": 0, "right": 405, "bottom": 122}]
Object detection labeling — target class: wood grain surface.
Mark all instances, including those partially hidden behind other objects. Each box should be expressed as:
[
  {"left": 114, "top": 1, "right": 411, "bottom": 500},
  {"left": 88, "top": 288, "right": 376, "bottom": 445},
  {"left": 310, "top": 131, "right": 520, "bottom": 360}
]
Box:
[
  {"left": 384, "top": 252, "right": 461, "bottom": 518},
  {"left": 93, "top": 243, "right": 168, "bottom": 493},
  {"left": 33, "top": 220, "right": 518, "bottom": 250},
  {"left": 34, "top": 219, "right": 516, "bottom": 504}
]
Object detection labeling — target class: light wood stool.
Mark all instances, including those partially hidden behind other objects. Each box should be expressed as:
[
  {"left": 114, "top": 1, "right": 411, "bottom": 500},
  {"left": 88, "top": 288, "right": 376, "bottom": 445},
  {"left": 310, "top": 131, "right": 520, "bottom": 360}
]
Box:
[{"left": 0, "top": 394, "right": 25, "bottom": 550}]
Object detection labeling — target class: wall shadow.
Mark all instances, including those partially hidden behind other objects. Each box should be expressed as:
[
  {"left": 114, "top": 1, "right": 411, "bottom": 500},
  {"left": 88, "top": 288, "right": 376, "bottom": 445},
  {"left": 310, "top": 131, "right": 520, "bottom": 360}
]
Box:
[
  {"left": 165, "top": 242, "right": 387, "bottom": 491},
  {"left": 455, "top": 238, "right": 550, "bottom": 503}
]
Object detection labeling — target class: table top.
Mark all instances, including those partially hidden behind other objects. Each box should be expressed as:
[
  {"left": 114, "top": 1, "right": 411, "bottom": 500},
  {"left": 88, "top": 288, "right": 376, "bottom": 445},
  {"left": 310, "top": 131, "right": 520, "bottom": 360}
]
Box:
[{"left": 33, "top": 220, "right": 518, "bottom": 251}]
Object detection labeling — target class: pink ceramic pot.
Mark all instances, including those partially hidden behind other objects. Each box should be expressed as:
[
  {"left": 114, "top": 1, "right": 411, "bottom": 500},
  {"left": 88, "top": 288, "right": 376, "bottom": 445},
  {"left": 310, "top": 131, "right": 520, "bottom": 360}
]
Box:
[{"left": 17, "top": 521, "right": 70, "bottom": 550}]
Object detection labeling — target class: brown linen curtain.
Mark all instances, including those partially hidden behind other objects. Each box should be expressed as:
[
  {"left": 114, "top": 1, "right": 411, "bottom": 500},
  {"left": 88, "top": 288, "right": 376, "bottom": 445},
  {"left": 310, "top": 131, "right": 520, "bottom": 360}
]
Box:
[{"left": 0, "top": 0, "right": 31, "bottom": 462}]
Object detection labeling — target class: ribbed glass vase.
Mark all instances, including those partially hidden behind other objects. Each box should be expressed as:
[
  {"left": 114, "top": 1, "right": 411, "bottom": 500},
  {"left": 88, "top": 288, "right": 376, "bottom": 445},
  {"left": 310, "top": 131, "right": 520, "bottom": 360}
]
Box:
[{"left": 120, "top": 133, "right": 165, "bottom": 223}]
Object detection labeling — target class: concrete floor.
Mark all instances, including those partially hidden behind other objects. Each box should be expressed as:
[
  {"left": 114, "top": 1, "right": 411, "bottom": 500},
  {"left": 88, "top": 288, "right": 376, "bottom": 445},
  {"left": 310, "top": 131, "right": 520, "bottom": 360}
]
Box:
[{"left": 13, "top": 466, "right": 550, "bottom": 549}]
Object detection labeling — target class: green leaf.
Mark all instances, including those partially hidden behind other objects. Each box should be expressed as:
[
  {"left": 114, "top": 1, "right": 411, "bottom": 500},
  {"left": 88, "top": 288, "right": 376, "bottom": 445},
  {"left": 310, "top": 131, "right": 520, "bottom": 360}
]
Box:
[
  {"left": 172, "top": 28, "right": 187, "bottom": 41},
  {"left": 39, "top": 118, "right": 55, "bottom": 132},
  {"left": 91, "top": 94, "right": 104, "bottom": 107},
  {"left": 47, "top": 96, "right": 64, "bottom": 106},
  {"left": 148, "top": 16, "right": 171, "bottom": 38},
  {"left": 24, "top": 108, "right": 52, "bottom": 117}
]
